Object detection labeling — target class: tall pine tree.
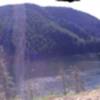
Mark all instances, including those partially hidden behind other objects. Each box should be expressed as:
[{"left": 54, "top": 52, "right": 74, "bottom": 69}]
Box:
[{"left": 0, "top": 46, "right": 14, "bottom": 100}]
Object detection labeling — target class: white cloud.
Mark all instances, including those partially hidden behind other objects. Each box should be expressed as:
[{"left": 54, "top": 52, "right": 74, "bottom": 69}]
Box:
[{"left": 0, "top": 0, "right": 100, "bottom": 19}]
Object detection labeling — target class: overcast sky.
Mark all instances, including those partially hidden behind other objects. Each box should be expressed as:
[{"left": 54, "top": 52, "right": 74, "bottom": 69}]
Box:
[{"left": 0, "top": 0, "right": 100, "bottom": 19}]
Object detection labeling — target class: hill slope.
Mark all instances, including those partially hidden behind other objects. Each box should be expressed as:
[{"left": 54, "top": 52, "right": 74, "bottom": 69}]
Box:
[
  {"left": 0, "top": 4, "right": 100, "bottom": 60},
  {"left": 0, "top": 4, "right": 100, "bottom": 79}
]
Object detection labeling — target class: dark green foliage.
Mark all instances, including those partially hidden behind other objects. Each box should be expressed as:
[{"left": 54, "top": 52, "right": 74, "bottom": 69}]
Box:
[{"left": 0, "top": 46, "right": 14, "bottom": 100}]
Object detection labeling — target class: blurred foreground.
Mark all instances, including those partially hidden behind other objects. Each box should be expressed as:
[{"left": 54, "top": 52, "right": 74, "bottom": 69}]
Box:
[{"left": 45, "top": 88, "right": 100, "bottom": 100}]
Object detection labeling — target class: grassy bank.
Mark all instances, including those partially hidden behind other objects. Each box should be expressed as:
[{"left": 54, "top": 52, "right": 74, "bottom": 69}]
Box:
[{"left": 45, "top": 88, "right": 100, "bottom": 100}]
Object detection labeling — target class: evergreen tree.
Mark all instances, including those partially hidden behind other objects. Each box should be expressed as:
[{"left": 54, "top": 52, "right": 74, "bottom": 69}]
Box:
[{"left": 0, "top": 46, "right": 14, "bottom": 100}]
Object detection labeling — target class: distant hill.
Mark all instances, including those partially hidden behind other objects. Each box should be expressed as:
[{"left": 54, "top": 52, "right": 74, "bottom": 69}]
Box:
[
  {"left": 0, "top": 4, "right": 100, "bottom": 59},
  {"left": 0, "top": 4, "right": 100, "bottom": 79}
]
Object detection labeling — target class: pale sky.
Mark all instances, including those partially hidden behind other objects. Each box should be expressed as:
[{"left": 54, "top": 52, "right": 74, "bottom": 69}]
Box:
[{"left": 0, "top": 0, "right": 100, "bottom": 19}]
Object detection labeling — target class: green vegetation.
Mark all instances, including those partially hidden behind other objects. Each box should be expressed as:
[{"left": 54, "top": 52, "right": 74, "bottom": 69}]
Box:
[{"left": 0, "top": 46, "right": 14, "bottom": 100}]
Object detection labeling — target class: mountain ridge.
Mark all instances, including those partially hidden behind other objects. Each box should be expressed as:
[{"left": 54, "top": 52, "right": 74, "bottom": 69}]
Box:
[{"left": 0, "top": 3, "right": 100, "bottom": 59}]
